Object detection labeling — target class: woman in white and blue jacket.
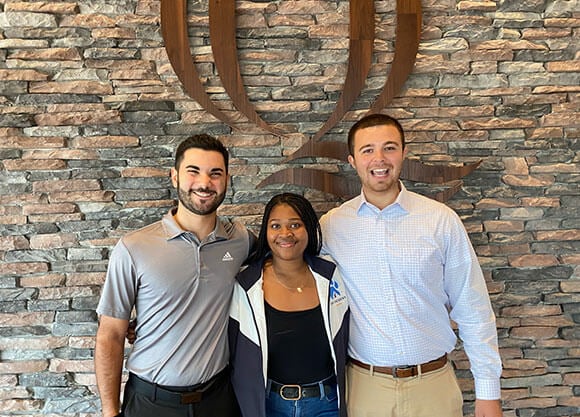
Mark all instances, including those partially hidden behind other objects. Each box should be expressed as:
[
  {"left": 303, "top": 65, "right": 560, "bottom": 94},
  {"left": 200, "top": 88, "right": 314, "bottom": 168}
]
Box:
[{"left": 228, "top": 193, "right": 349, "bottom": 417}]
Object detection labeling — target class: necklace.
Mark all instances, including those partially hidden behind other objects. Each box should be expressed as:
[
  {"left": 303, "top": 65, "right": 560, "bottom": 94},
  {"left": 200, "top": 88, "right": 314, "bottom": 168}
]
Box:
[{"left": 269, "top": 264, "right": 310, "bottom": 293}]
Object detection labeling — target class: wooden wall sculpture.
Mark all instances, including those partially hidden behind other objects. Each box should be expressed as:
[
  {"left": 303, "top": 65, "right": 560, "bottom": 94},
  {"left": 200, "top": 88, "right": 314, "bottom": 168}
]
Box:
[{"left": 160, "top": 0, "right": 479, "bottom": 202}]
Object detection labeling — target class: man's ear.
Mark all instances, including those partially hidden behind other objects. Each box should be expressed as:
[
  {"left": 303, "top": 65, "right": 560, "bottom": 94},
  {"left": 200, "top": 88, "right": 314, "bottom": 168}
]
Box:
[
  {"left": 347, "top": 154, "right": 356, "bottom": 170},
  {"left": 170, "top": 167, "right": 178, "bottom": 188}
]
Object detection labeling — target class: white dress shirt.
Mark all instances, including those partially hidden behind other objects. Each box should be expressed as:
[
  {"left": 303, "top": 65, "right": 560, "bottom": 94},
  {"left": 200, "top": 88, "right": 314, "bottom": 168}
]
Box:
[{"left": 320, "top": 183, "right": 502, "bottom": 400}]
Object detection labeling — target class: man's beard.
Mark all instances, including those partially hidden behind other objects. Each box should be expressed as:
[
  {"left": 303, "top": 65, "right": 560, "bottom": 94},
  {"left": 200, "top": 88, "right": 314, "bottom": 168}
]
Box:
[{"left": 177, "top": 181, "right": 226, "bottom": 216}]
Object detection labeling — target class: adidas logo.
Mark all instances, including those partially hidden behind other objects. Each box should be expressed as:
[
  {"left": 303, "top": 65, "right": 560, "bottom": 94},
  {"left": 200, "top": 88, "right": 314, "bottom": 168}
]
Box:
[{"left": 222, "top": 251, "right": 234, "bottom": 262}]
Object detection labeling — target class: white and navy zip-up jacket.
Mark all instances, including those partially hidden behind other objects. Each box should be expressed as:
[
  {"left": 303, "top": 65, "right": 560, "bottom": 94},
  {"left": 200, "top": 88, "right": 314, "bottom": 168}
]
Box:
[{"left": 228, "top": 254, "right": 349, "bottom": 417}]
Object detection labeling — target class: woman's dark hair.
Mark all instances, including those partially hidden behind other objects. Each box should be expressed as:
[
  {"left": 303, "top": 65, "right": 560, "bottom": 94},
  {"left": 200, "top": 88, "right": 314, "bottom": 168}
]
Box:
[
  {"left": 174, "top": 134, "right": 229, "bottom": 173},
  {"left": 251, "top": 193, "right": 322, "bottom": 262}
]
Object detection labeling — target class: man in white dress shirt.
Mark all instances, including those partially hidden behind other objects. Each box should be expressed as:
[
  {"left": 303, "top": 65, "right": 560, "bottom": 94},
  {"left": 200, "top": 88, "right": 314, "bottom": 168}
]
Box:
[{"left": 319, "top": 113, "right": 502, "bottom": 417}]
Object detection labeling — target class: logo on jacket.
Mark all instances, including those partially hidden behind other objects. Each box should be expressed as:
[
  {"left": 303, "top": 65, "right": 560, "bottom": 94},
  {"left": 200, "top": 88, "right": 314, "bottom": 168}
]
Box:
[
  {"left": 330, "top": 280, "right": 341, "bottom": 299},
  {"left": 222, "top": 251, "right": 234, "bottom": 262}
]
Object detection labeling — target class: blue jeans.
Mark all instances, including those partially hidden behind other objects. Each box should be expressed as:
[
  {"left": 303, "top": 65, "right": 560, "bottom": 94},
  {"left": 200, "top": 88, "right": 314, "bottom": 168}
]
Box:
[{"left": 265, "top": 377, "right": 339, "bottom": 417}]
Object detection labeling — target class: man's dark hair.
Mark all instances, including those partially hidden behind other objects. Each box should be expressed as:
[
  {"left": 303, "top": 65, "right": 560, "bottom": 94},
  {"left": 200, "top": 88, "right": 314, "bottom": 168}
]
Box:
[
  {"left": 251, "top": 193, "right": 322, "bottom": 262},
  {"left": 174, "top": 134, "right": 229, "bottom": 173},
  {"left": 347, "top": 113, "right": 405, "bottom": 156}
]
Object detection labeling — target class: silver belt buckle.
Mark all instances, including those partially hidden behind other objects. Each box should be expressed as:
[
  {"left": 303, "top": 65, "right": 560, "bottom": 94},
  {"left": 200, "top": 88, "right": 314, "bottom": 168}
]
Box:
[
  {"left": 280, "top": 384, "right": 302, "bottom": 400},
  {"left": 391, "top": 365, "right": 413, "bottom": 378}
]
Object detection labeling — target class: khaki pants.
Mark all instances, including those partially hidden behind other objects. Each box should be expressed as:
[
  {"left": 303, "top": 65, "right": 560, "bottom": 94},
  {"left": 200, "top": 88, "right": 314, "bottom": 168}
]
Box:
[{"left": 347, "top": 361, "right": 463, "bottom": 417}]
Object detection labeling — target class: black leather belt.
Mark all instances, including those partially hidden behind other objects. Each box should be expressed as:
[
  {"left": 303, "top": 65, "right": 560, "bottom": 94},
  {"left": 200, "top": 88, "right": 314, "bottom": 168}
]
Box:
[
  {"left": 128, "top": 368, "right": 228, "bottom": 405},
  {"left": 350, "top": 354, "right": 448, "bottom": 378},
  {"left": 269, "top": 376, "right": 336, "bottom": 401}
]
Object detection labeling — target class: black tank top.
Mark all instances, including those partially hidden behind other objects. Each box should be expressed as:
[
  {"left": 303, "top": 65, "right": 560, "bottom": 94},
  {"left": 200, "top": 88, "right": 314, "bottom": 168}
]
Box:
[{"left": 265, "top": 301, "right": 334, "bottom": 384}]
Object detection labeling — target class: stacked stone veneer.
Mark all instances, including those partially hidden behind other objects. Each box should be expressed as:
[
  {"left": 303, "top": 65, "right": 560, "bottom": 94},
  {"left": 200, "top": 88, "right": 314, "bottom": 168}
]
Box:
[{"left": 0, "top": 1, "right": 578, "bottom": 416}]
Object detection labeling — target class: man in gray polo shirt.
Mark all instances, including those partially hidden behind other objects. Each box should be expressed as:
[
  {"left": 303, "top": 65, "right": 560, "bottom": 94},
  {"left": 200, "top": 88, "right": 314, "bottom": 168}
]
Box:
[{"left": 95, "top": 135, "right": 254, "bottom": 417}]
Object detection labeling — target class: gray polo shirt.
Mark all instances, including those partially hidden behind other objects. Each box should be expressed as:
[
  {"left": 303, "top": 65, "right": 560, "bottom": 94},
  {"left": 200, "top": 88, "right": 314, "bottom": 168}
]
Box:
[{"left": 96, "top": 209, "right": 253, "bottom": 386}]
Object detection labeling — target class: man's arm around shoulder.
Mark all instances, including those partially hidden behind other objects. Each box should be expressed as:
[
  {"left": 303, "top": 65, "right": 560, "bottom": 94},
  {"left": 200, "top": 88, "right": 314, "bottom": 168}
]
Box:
[{"left": 95, "top": 315, "right": 129, "bottom": 417}]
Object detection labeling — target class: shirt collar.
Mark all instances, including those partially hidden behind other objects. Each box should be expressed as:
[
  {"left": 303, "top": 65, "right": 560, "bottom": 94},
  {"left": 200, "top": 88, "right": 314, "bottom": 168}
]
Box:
[
  {"left": 161, "top": 207, "right": 226, "bottom": 242},
  {"left": 356, "top": 181, "right": 411, "bottom": 216}
]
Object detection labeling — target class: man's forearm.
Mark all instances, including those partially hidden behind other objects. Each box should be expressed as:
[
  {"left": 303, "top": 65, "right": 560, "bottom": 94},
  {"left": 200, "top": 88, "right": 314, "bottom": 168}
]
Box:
[{"left": 95, "top": 325, "right": 126, "bottom": 417}]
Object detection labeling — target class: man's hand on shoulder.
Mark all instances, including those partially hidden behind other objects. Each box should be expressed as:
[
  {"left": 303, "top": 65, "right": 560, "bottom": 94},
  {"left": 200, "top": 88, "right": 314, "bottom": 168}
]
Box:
[{"left": 475, "top": 399, "right": 502, "bottom": 417}]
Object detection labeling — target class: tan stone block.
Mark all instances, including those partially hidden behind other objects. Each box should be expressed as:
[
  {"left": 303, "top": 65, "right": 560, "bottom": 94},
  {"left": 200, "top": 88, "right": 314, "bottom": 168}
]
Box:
[
  {"left": 476, "top": 198, "right": 519, "bottom": 208},
  {"left": 544, "top": 18, "right": 580, "bottom": 27},
  {"left": 521, "top": 316, "right": 575, "bottom": 327},
  {"left": 49, "top": 359, "right": 94, "bottom": 373},
  {"left": 560, "top": 281, "right": 580, "bottom": 292},
  {"left": 59, "top": 14, "right": 116, "bottom": 28},
  {"left": 125, "top": 200, "right": 173, "bottom": 209},
  {"left": 501, "top": 388, "right": 529, "bottom": 401},
  {"left": 29, "top": 81, "right": 113, "bottom": 95},
  {"left": 558, "top": 395, "right": 580, "bottom": 407},
  {"left": 22, "top": 149, "right": 99, "bottom": 160},
  {"left": 20, "top": 273, "right": 66, "bottom": 287},
  {"left": 66, "top": 272, "right": 106, "bottom": 286},
  {"left": 5, "top": 2, "right": 78, "bottom": 13},
  {"left": 28, "top": 213, "right": 84, "bottom": 223},
  {"left": 0, "top": 215, "right": 27, "bottom": 225},
  {"left": 461, "top": 118, "right": 536, "bottom": 129},
  {"left": 0, "top": 360, "right": 48, "bottom": 374},
  {"left": 531, "top": 385, "right": 573, "bottom": 397},
  {"left": 0, "top": 236, "right": 29, "bottom": 250},
  {"left": 502, "top": 174, "right": 554, "bottom": 187},
  {"left": 38, "top": 286, "right": 97, "bottom": 300},
  {"left": 3, "top": 159, "right": 67, "bottom": 171},
  {"left": 22, "top": 203, "right": 77, "bottom": 215},
  {"left": 521, "top": 198, "right": 560, "bottom": 208},
  {"left": 503, "top": 305, "right": 562, "bottom": 317},
  {"left": 457, "top": 1, "right": 496, "bottom": 11},
  {"left": 8, "top": 48, "right": 81, "bottom": 61},
  {"left": 0, "top": 69, "right": 49, "bottom": 81},
  {"left": 29, "top": 233, "right": 78, "bottom": 250},
  {"left": 0, "top": 262, "right": 48, "bottom": 275},
  {"left": 474, "top": 39, "right": 547, "bottom": 51},
  {"left": 69, "top": 336, "right": 96, "bottom": 349},
  {"left": 71, "top": 135, "right": 139, "bottom": 148},
  {"left": 0, "top": 136, "right": 65, "bottom": 149},
  {"left": 503, "top": 157, "right": 529, "bottom": 175},
  {"left": 510, "top": 326, "right": 559, "bottom": 339},
  {"left": 91, "top": 27, "right": 135, "bottom": 39},
  {"left": 502, "top": 358, "right": 547, "bottom": 370},
  {"left": 121, "top": 167, "right": 169, "bottom": 177},
  {"left": 563, "top": 373, "right": 580, "bottom": 385},
  {"left": 542, "top": 112, "right": 580, "bottom": 127},
  {"left": 536, "top": 229, "right": 580, "bottom": 241},
  {"left": 484, "top": 220, "right": 525, "bottom": 232},
  {"left": 505, "top": 398, "right": 557, "bottom": 409},
  {"left": 47, "top": 191, "right": 114, "bottom": 203},
  {"left": 523, "top": 28, "right": 572, "bottom": 39},
  {"left": 34, "top": 110, "right": 122, "bottom": 126},
  {"left": 32, "top": 179, "right": 101, "bottom": 193},
  {"left": 0, "top": 312, "right": 55, "bottom": 326},
  {"left": 534, "top": 85, "right": 580, "bottom": 94},
  {"left": 508, "top": 254, "right": 559, "bottom": 267}
]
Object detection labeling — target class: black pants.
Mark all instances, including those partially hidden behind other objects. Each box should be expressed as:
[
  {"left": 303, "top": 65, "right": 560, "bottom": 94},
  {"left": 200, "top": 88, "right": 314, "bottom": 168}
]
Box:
[{"left": 121, "top": 372, "right": 240, "bottom": 417}]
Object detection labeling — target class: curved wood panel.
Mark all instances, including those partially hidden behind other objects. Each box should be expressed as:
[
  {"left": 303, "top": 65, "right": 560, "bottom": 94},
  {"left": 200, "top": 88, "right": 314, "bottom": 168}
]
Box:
[
  {"left": 369, "top": 0, "right": 422, "bottom": 113},
  {"left": 258, "top": 168, "right": 361, "bottom": 199},
  {"left": 283, "top": 142, "right": 481, "bottom": 184},
  {"left": 312, "top": 0, "right": 375, "bottom": 141},
  {"left": 258, "top": 168, "right": 469, "bottom": 202},
  {"left": 160, "top": 0, "right": 236, "bottom": 126},
  {"left": 429, "top": 180, "right": 464, "bottom": 202},
  {"left": 401, "top": 159, "right": 482, "bottom": 183},
  {"left": 285, "top": 141, "right": 349, "bottom": 162},
  {"left": 209, "top": 0, "right": 284, "bottom": 135}
]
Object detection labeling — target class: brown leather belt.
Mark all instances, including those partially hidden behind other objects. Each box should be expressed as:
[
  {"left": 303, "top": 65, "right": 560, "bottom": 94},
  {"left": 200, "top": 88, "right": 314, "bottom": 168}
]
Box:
[{"left": 350, "top": 354, "right": 448, "bottom": 378}]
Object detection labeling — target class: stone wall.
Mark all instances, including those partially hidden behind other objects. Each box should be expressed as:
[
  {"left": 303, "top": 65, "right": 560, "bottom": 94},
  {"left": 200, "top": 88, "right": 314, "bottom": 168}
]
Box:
[{"left": 0, "top": 0, "right": 578, "bottom": 416}]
